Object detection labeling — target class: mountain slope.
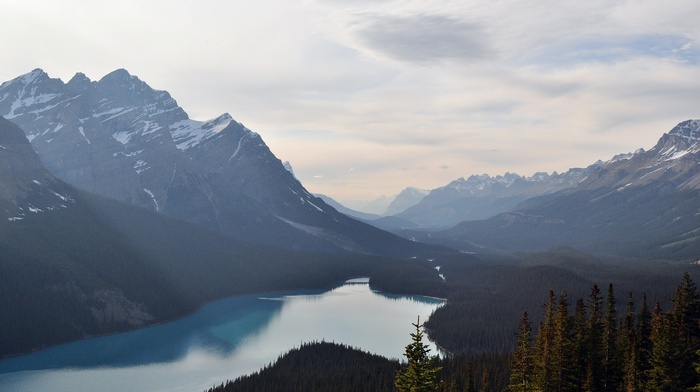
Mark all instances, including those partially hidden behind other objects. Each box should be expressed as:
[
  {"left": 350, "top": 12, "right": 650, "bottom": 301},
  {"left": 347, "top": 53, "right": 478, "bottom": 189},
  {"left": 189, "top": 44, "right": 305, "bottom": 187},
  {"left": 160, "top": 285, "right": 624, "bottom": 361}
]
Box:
[
  {"left": 417, "top": 120, "right": 700, "bottom": 259},
  {"left": 0, "top": 69, "right": 443, "bottom": 257},
  {"left": 384, "top": 187, "right": 429, "bottom": 216},
  {"left": 315, "top": 194, "right": 382, "bottom": 221},
  {"left": 0, "top": 116, "right": 75, "bottom": 222}
]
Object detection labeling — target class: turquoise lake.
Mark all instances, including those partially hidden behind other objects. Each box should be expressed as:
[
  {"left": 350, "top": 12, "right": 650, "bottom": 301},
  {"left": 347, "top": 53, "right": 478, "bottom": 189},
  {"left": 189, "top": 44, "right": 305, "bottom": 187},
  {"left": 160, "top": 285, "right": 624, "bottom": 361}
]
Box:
[{"left": 0, "top": 278, "right": 444, "bottom": 392}]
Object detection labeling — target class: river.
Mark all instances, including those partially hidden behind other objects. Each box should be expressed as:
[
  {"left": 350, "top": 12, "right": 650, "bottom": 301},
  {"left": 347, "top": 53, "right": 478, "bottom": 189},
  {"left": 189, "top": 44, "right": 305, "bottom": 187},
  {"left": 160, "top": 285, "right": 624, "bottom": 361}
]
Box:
[{"left": 0, "top": 278, "right": 444, "bottom": 392}]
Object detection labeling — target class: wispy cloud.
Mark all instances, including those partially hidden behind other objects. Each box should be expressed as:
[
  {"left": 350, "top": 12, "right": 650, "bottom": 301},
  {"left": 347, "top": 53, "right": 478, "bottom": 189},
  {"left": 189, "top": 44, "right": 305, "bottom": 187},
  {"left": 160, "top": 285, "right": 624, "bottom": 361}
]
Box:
[{"left": 351, "top": 13, "right": 492, "bottom": 64}]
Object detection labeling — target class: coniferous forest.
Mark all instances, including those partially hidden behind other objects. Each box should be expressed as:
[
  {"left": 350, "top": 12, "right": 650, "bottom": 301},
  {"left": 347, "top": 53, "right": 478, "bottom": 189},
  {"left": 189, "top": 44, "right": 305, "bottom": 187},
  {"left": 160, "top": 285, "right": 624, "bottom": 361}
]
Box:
[
  {"left": 208, "top": 271, "right": 700, "bottom": 392},
  {"left": 508, "top": 272, "right": 700, "bottom": 392}
]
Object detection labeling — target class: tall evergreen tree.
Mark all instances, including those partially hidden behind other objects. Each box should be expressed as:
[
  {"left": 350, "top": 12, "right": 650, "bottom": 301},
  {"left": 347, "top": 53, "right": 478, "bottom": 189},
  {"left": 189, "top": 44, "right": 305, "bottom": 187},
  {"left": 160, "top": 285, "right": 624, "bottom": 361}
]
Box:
[
  {"left": 646, "top": 303, "right": 683, "bottom": 392},
  {"left": 552, "top": 291, "right": 577, "bottom": 392},
  {"left": 571, "top": 298, "right": 588, "bottom": 391},
  {"left": 509, "top": 311, "right": 535, "bottom": 392},
  {"left": 672, "top": 272, "right": 700, "bottom": 342},
  {"left": 479, "top": 370, "right": 490, "bottom": 392},
  {"left": 466, "top": 362, "right": 475, "bottom": 392},
  {"left": 584, "top": 284, "right": 604, "bottom": 392},
  {"left": 619, "top": 293, "right": 640, "bottom": 392},
  {"left": 534, "top": 290, "right": 557, "bottom": 391},
  {"left": 395, "top": 316, "right": 443, "bottom": 392},
  {"left": 636, "top": 293, "right": 652, "bottom": 387},
  {"left": 670, "top": 272, "right": 700, "bottom": 389},
  {"left": 602, "top": 284, "right": 622, "bottom": 391},
  {"left": 585, "top": 284, "right": 604, "bottom": 392}
]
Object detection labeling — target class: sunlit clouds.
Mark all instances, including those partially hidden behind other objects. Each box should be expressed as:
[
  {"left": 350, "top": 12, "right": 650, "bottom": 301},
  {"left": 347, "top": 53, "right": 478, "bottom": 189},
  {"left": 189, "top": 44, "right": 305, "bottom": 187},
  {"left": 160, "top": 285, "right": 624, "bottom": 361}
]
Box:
[{"left": 2, "top": 0, "right": 699, "bottom": 204}]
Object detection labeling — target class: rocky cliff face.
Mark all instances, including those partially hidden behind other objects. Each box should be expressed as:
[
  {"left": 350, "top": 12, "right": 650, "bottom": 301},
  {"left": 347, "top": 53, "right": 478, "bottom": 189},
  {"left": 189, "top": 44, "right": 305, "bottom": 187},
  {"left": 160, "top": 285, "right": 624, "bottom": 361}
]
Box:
[
  {"left": 0, "top": 116, "right": 75, "bottom": 221},
  {"left": 0, "top": 69, "right": 439, "bottom": 256}
]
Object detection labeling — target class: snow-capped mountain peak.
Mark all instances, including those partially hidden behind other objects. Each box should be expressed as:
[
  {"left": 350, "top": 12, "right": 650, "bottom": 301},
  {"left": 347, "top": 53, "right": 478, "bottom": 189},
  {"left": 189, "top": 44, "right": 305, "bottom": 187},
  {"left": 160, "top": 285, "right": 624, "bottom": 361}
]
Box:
[
  {"left": 668, "top": 119, "right": 700, "bottom": 144},
  {"left": 0, "top": 69, "right": 431, "bottom": 256},
  {"left": 647, "top": 119, "right": 700, "bottom": 161}
]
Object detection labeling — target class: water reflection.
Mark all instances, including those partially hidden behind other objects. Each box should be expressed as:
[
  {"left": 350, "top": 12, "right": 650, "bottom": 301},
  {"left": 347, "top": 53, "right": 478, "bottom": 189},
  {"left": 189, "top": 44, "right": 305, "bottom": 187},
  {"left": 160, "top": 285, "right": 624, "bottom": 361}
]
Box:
[
  {"left": 0, "top": 279, "right": 443, "bottom": 392},
  {"left": 0, "top": 294, "right": 286, "bottom": 373}
]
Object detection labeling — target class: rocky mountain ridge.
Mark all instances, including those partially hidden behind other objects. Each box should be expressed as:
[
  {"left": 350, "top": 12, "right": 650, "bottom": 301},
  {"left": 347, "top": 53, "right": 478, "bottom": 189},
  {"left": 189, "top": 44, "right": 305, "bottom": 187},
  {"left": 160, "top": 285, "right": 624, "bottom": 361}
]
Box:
[
  {"left": 0, "top": 69, "right": 441, "bottom": 256},
  {"left": 391, "top": 164, "right": 600, "bottom": 228},
  {"left": 382, "top": 120, "right": 700, "bottom": 230},
  {"left": 410, "top": 119, "right": 700, "bottom": 259}
]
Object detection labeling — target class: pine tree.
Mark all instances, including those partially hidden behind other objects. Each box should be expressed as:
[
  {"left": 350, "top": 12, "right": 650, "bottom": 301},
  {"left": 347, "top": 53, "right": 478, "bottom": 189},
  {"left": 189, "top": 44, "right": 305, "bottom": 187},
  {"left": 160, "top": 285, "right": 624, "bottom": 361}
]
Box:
[
  {"left": 534, "top": 290, "right": 557, "bottom": 391},
  {"left": 571, "top": 298, "right": 588, "bottom": 391},
  {"left": 552, "top": 290, "right": 577, "bottom": 392},
  {"left": 619, "top": 293, "right": 639, "bottom": 392},
  {"left": 602, "top": 284, "right": 622, "bottom": 391},
  {"left": 479, "top": 370, "right": 490, "bottom": 392},
  {"left": 672, "top": 272, "right": 700, "bottom": 342},
  {"left": 508, "top": 311, "right": 535, "bottom": 392},
  {"left": 670, "top": 272, "right": 700, "bottom": 389},
  {"left": 636, "top": 293, "right": 652, "bottom": 387},
  {"left": 395, "top": 316, "right": 443, "bottom": 392},
  {"left": 646, "top": 303, "right": 683, "bottom": 392},
  {"left": 465, "top": 361, "right": 474, "bottom": 392},
  {"left": 585, "top": 284, "right": 605, "bottom": 392}
]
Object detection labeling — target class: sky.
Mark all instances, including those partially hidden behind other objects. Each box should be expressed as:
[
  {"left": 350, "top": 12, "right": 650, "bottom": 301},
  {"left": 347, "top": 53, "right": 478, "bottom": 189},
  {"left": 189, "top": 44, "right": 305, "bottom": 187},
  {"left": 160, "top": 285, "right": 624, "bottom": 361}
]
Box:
[{"left": 2, "top": 0, "right": 700, "bottom": 211}]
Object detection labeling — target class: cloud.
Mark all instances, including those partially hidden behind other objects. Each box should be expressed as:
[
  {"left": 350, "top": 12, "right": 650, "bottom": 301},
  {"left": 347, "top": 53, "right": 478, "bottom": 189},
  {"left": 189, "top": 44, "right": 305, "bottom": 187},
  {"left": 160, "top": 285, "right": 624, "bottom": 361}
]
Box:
[
  {"left": 529, "top": 34, "right": 700, "bottom": 67},
  {"left": 351, "top": 13, "right": 492, "bottom": 64}
]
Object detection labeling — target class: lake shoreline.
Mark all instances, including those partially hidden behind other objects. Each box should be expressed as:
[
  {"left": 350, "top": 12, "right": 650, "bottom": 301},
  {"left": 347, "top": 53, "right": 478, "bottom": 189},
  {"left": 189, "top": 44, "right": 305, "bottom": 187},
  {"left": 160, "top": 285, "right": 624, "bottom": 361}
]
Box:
[
  {"left": 0, "top": 278, "right": 444, "bottom": 392},
  {"left": 1, "top": 276, "right": 442, "bottom": 362}
]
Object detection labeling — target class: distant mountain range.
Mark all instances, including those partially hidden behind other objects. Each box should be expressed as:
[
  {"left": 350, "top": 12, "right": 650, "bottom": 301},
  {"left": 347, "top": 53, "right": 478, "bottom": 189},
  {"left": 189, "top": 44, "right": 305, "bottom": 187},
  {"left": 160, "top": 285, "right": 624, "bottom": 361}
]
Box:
[
  {"left": 404, "top": 120, "right": 700, "bottom": 259},
  {"left": 0, "top": 69, "right": 443, "bottom": 257},
  {"left": 389, "top": 167, "right": 598, "bottom": 229}
]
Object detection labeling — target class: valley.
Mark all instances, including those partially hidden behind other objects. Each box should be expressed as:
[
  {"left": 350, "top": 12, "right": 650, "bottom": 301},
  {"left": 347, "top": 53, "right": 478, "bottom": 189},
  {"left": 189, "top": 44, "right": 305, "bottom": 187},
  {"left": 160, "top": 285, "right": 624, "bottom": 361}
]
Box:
[{"left": 1, "top": 68, "right": 699, "bottom": 391}]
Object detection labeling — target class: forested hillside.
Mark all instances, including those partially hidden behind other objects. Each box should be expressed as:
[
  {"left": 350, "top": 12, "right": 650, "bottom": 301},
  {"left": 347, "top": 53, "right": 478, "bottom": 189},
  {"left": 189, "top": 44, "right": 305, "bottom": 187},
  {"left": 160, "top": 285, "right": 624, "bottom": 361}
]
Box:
[{"left": 206, "top": 342, "right": 510, "bottom": 392}]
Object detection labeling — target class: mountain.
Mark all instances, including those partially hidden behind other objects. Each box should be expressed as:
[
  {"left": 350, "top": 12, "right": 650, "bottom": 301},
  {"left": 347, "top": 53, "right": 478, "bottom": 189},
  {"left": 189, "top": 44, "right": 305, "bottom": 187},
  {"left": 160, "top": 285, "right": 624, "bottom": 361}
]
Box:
[
  {"left": 384, "top": 187, "right": 429, "bottom": 216},
  {"left": 0, "top": 69, "right": 444, "bottom": 257},
  {"left": 414, "top": 120, "right": 700, "bottom": 259},
  {"left": 341, "top": 194, "right": 396, "bottom": 216},
  {"left": 393, "top": 168, "right": 599, "bottom": 229},
  {"left": 315, "top": 187, "right": 428, "bottom": 223},
  {"left": 315, "top": 194, "right": 382, "bottom": 221}
]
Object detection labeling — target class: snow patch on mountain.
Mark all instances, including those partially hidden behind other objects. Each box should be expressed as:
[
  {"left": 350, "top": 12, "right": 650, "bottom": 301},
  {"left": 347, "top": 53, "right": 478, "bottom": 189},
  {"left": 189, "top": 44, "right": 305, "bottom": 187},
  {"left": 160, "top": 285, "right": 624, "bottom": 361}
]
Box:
[
  {"left": 134, "top": 160, "right": 149, "bottom": 174},
  {"left": 143, "top": 188, "right": 159, "bottom": 211},
  {"left": 228, "top": 131, "right": 256, "bottom": 162},
  {"left": 78, "top": 126, "right": 90, "bottom": 144},
  {"left": 112, "top": 130, "right": 136, "bottom": 145},
  {"left": 170, "top": 113, "right": 233, "bottom": 150}
]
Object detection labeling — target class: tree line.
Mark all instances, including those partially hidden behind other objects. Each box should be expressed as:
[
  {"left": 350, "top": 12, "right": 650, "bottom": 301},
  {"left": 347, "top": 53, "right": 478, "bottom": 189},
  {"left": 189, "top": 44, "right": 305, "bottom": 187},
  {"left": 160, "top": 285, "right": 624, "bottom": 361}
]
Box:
[{"left": 508, "top": 272, "right": 700, "bottom": 391}]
